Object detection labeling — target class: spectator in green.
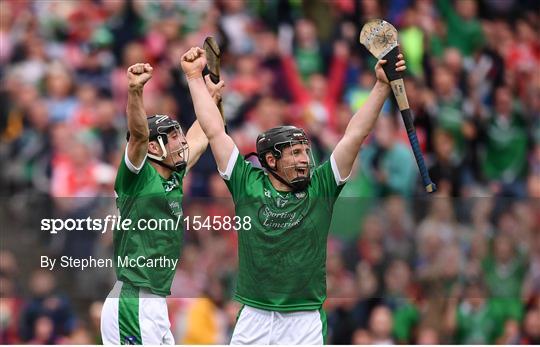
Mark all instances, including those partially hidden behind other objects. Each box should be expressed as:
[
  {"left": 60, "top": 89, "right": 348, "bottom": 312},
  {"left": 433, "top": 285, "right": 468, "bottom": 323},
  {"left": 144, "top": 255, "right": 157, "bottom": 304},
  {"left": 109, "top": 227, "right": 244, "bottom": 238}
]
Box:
[
  {"left": 445, "top": 279, "right": 513, "bottom": 344},
  {"left": 345, "top": 73, "right": 377, "bottom": 112},
  {"left": 481, "top": 86, "right": 528, "bottom": 195},
  {"left": 399, "top": 8, "right": 425, "bottom": 77},
  {"left": 482, "top": 232, "right": 527, "bottom": 321},
  {"left": 383, "top": 260, "right": 420, "bottom": 343},
  {"left": 436, "top": 0, "right": 485, "bottom": 57},
  {"left": 429, "top": 66, "right": 470, "bottom": 159},
  {"left": 293, "top": 19, "right": 324, "bottom": 80}
]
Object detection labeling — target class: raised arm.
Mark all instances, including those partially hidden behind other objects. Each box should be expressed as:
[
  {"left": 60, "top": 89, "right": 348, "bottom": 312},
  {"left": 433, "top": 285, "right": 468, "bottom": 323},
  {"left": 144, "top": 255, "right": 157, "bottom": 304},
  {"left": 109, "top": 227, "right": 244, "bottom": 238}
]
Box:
[
  {"left": 181, "top": 47, "right": 235, "bottom": 172},
  {"left": 280, "top": 54, "right": 310, "bottom": 104},
  {"left": 332, "top": 55, "right": 406, "bottom": 178},
  {"left": 326, "top": 41, "right": 349, "bottom": 104},
  {"left": 126, "top": 63, "right": 153, "bottom": 168},
  {"left": 185, "top": 76, "right": 225, "bottom": 171}
]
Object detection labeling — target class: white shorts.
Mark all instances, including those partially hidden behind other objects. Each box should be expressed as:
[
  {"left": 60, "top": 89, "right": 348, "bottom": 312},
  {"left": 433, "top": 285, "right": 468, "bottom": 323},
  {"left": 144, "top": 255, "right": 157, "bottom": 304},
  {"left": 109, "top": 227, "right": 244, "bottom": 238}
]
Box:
[
  {"left": 230, "top": 305, "right": 326, "bottom": 345},
  {"left": 100, "top": 281, "right": 174, "bottom": 345}
]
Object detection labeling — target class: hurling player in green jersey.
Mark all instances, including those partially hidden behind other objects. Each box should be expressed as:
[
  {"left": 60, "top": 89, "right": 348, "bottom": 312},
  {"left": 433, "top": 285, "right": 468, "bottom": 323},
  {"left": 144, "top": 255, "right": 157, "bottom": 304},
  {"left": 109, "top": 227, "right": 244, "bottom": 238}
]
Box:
[
  {"left": 100, "top": 62, "right": 224, "bottom": 345},
  {"left": 182, "top": 47, "right": 406, "bottom": 344}
]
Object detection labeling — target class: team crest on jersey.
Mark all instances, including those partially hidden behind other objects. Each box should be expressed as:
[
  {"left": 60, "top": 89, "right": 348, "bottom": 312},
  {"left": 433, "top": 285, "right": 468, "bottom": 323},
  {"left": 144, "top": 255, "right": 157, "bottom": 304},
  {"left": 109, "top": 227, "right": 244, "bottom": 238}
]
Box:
[
  {"left": 295, "top": 191, "right": 306, "bottom": 199},
  {"left": 164, "top": 177, "right": 178, "bottom": 192}
]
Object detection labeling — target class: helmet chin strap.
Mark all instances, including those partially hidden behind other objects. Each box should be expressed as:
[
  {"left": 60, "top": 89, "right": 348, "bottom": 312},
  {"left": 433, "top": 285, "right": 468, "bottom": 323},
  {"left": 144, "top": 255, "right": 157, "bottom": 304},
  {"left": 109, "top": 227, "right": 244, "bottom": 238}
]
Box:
[
  {"left": 147, "top": 135, "right": 186, "bottom": 173},
  {"left": 267, "top": 165, "right": 309, "bottom": 192},
  {"left": 245, "top": 152, "right": 310, "bottom": 191},
  {"left": 148, "top": 157, "right": 186, "bottom": 173}
]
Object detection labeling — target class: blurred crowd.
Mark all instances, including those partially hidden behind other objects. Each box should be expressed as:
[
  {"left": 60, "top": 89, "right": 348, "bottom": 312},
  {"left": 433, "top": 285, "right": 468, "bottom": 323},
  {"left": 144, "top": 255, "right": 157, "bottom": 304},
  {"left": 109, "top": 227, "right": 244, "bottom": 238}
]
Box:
[{"left": 1, "top": 0, "right": 539, "bottom": 345}]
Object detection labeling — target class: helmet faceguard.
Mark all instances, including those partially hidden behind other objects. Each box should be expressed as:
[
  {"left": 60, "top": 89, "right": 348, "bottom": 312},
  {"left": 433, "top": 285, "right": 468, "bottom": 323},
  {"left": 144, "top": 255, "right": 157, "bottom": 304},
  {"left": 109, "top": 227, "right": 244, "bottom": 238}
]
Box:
[{"left": 256, "top": 126, "right": 315, "bottom": 191}]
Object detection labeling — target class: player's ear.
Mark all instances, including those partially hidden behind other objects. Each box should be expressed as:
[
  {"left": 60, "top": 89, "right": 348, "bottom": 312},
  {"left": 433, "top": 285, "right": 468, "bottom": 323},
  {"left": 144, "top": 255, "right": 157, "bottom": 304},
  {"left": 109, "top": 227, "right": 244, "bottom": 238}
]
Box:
[
  {"left": 148, "top": 141, "right": 160, "bottom": 155},
  {"left": 265, "top": 153, "right": 276, "bottom": 170}
]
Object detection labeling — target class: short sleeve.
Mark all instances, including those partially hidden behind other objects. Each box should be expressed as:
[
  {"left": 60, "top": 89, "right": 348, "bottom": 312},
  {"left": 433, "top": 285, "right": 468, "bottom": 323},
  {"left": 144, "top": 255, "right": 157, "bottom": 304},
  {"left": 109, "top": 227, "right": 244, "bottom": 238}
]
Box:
[
  {"left": 114, "top": 145, "right": 152, "bottom": 196},
  {"left": 310, "top": 153, "right": 350, "bottom": 200},
  {"left": 219, "top": 146, "right": 262, "bottom": 202}
]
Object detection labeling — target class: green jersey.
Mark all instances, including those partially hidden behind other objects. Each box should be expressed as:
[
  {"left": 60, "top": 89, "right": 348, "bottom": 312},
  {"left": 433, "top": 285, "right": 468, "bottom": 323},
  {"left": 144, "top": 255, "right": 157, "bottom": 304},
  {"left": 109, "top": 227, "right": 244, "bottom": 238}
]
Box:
[
  {"left": 113, "top": 148, "right": 186, "bottom": 296},
  {"left": 482, "top": 112, "right": 528, "bottom": 181},
  {"left": 455, "top": 300, "right": 505, "bottom": 344},
  {"left": 221, "top": 147, "right": 347, "bottom": 311}
]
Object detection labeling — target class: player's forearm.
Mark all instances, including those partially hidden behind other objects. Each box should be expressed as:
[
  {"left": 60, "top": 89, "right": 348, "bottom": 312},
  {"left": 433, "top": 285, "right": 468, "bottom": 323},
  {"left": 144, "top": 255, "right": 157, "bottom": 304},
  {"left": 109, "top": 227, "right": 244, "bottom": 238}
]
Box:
[
  {"left": 186, "top": 120, "right": 208, "bottom": 146},
  {"left": 332, "top": 81, "right": 390, "bottom": 178},
  {"left": 185, "top": 120, "right": 209, "bottom": 170},
  {"left": 126, "top": 87, "right": 149, "bottom": 140},
  {"left": 346, "top": 81, "right": 391, "bottom": 145},
  {"left": 187, "top": 77, "right": 225, "bottom": 140}
]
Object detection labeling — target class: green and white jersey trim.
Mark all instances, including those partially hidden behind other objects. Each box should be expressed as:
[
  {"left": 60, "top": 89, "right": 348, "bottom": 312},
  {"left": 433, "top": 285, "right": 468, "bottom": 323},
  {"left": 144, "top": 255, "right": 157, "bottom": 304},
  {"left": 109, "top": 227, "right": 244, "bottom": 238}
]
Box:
[
  {"left": 124, "top": 142, "right": 147, "bottom": 175},
  {"left": 329, "top": 152, "right": 350, "bottom": 186},
  {"left": 219, "top": 146, "right": 240, "bottom": 180}
]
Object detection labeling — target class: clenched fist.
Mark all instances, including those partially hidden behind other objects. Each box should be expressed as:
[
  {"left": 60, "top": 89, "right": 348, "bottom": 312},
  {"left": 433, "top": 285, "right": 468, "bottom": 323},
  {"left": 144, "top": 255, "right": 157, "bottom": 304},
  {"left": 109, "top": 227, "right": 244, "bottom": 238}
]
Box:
[
  {"left": 181, "top": 47, "right": 206, "bottom": 80},
  {"left": 375, "top": 53, "right": 406, "bottom": 85},
  {"left": 127, "top": 63, "right": 153, "bottom": 90}
]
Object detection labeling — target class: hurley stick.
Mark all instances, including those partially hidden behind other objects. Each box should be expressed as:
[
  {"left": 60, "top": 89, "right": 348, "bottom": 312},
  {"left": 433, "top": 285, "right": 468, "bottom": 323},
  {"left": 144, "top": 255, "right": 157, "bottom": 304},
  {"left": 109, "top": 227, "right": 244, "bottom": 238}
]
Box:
[
  {"left": 360, "top": 19, "right": 436, "bottom": 193},
  {"left": 203, "top": 37, "right": 226, "bottom": 133}
]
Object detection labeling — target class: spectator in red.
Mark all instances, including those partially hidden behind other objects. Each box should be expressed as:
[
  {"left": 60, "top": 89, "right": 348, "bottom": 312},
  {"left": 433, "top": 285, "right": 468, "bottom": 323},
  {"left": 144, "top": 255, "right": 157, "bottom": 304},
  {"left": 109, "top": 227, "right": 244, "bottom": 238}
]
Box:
[
  {"left": 504, "top": 19, "right": 540, "bottom": 98},
  {"left": 229, "top": 55, "right": 263, "bottom": 98},
  {"left": 71, "top": 84, "right": 99, "bottom": 129},
  {"left": 0, "top": 251, "right": 23, "bottom": 344},
  {"left": 280, "top": 38, "right": 349, "bottom": 132},
  {"left": 50, "top": 129, "right": 113, "bottom": 198}
]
